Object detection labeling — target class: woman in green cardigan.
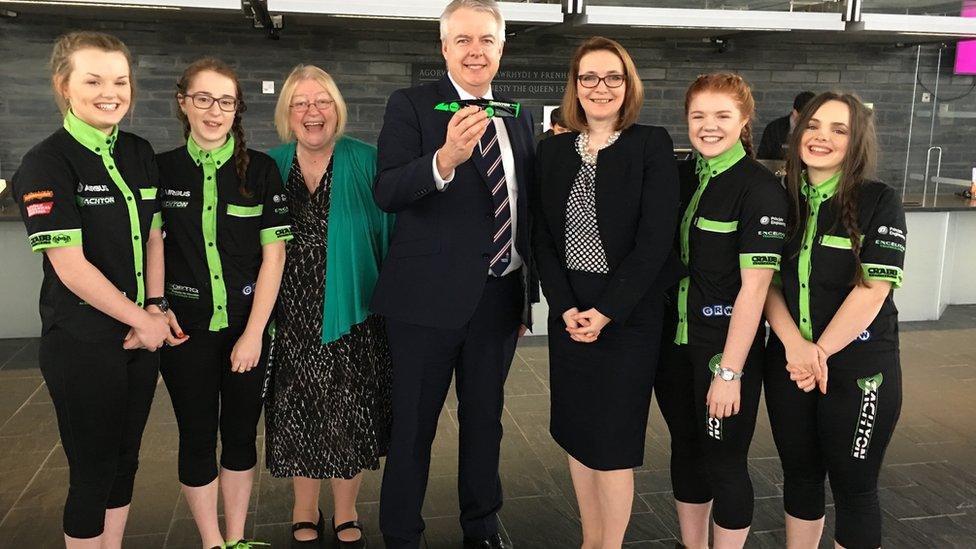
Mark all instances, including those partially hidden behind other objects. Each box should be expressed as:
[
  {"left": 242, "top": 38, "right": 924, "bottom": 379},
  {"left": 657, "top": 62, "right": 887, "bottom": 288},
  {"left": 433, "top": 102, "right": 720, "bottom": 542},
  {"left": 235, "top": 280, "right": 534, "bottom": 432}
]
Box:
[{"left": 264, "top": 64, "right": 394, "bottom": 549}]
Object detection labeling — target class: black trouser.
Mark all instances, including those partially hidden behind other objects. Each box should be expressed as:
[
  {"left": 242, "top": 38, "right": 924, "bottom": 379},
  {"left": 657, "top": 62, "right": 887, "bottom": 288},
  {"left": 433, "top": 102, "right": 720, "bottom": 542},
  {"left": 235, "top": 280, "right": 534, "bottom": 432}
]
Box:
[
  {"left": 160, "top": 326, "right": 269, "bottom": 487},
  {"left": 379, "top": 272, "right": 522, "bottom": 549},
  {"left": 765, "top": 337, "right": 902, "bottom": 549},
  {"left": 655, "top": 321, "right": 765, "bottom": 530},
  {"left": 39, "top": 328, "right": 159, "bottom": 539}
]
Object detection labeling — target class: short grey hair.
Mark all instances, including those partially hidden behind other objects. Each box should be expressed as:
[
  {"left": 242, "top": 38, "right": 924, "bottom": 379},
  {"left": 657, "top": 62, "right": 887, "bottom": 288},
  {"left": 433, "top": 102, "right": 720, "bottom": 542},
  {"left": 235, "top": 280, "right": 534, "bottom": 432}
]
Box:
[{"left": 439, "top": 0, "right": 506, "bottom": 43}]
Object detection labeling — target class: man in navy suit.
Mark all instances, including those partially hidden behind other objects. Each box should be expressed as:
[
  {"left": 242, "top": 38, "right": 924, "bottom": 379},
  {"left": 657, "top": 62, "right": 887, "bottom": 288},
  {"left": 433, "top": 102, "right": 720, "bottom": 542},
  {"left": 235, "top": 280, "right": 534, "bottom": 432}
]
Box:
[{"left": 372, "top": 1, "right": 535, "bottom": 547}]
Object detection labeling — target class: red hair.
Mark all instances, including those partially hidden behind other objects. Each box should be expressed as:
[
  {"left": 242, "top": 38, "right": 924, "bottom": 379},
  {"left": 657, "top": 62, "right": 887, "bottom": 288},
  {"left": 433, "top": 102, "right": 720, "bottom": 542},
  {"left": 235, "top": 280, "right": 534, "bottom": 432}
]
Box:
[{"left": 684, "top": 72, "right": 757, "bottom": 158}]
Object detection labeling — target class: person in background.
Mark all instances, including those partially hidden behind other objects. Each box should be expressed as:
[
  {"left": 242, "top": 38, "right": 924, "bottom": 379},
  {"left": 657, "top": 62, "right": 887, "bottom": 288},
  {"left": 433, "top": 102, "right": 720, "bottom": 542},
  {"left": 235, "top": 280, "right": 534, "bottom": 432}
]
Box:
[
  {"left": 532, "top": 36, "right": 681, "bottom": 549},
  {"left": 156, "top": 57, "right": 291, "bottom": 549},
  {"left": 764, "top": 91, "right": 905, "bottom": 549},
  {"left": 758, "top": 90, "right": 815, "bottom": 160},
  {"left": 535, "top": 106, "right": 569, "bottom": 145},
  {"left": 11, "top": 31, "right": 179, "bottom": 548},
  {"left": 265, "top": 64, "right": 394, "bottom": 549},
  {"left": 371, "top": 1, "right": 537, "bottom": 547},
  {"left": 654, "top": 73, "right": 788, "bottom": 549}
]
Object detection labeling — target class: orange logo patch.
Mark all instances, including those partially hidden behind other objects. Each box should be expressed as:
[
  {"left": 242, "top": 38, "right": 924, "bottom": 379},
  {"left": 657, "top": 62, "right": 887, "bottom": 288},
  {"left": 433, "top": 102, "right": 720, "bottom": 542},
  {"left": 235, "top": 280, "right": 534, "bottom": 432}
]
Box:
[{"left": 22, "top": 190, "right": 54, "bottom": 203}]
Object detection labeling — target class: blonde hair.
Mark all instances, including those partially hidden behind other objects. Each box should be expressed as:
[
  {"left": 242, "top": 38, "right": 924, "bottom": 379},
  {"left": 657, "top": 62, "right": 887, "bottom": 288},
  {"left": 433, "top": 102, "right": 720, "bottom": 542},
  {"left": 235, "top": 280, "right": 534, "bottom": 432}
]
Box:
[
  {"left": 50, "top": 31, "right": 134, "bottom": 115},
  {"left": 440, "top": 0, "right": 505, "bottom": 42},
  {"left": 274, "top": 64, "right": 347, "bottom": 143},
  {"left": 561, "top": 36, "right": 644, "bottom": 133}
]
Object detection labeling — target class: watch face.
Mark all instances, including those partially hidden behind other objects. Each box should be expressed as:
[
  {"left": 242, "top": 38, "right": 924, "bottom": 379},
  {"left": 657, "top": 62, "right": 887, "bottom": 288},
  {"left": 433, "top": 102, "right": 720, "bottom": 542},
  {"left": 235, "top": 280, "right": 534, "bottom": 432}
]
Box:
[{"left": 721, "top": 369, "right": 734, "bottom": 381}]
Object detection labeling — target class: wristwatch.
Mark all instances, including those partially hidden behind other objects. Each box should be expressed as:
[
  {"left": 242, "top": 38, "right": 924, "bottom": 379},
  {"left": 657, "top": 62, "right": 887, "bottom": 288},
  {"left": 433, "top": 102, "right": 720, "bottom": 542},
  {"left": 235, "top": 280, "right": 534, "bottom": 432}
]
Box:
[
  {"left": 715, "top": 366, "right": 743, "bottom": 382},
  {"left": 145, "top": 296, "right": 170, "bottom": 313}
]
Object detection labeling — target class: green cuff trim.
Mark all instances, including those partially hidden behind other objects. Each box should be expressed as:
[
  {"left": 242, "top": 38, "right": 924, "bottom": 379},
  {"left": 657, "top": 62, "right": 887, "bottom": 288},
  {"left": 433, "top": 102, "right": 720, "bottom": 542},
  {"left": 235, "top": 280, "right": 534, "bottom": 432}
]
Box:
[
  {"left": 29, "top": 229, "right": 83, "bottom": 252},
  {"left": 260, "top": 225, "right": 293, "bottom": 245},
  {"left": 140, "top": 187, "right": 158, "bottom": 200},
  {"left": 695, "top": 217, "right": 738, "bottom": 233},
  {"left": 227, "top": 204, "right": 263, "bottom": 218},
  {"left": 862, "top": 263, "right": 903, "bottom": 288},
  {"left": 739, "top": 253, "right": 781, "bottom": 270},
  {"left": 151, "top": 212, "right": 163, "bottom": 229}
]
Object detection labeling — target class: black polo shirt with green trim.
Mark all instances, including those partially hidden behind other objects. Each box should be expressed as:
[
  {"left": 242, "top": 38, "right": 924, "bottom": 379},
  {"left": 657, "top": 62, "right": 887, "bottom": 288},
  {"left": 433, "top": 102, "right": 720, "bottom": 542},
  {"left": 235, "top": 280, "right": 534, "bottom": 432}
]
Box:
[
  {"left": 156, "top": 136, "right": 293, "bottom": 332},
  {"left": 12, "top": 110, "right": 162, "bottom": 341},
  {"left": 674, "top": 141, "right": 788, "bottom": 346},
  {"left": 779, "top": 173, "right": 905, "bottom": 353}
]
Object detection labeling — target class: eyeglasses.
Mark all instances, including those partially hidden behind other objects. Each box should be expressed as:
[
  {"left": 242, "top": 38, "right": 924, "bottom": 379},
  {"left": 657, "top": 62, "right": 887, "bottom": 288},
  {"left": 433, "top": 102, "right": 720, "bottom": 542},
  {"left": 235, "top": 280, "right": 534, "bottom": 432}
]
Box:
[
  {"left": 290, "top": 98, "right": 335, "bottom": 113},
  {"left": 181, "top": 93, "right": 244, "bottom": 113},
  {"left": 577, "top": 74, "right": 627, "bottom": 89}
]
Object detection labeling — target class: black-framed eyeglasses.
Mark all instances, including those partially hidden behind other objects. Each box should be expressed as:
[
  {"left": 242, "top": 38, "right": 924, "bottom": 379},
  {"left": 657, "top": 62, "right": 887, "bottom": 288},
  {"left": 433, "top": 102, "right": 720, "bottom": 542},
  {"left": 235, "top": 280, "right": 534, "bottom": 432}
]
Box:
[
  {"left": 289, "top": 98, "right": 335, "bottom": 113},
  {"left": 577, "top": 74, "right": 627, "bottom": 89},
  {"left": 181, "top": 92, "right": 244, "bottom": 113}
]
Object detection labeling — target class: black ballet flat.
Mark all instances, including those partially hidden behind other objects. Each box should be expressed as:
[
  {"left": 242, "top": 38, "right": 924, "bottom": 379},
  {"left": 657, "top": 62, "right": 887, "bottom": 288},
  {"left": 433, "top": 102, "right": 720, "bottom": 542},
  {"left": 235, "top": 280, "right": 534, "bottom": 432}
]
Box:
[
  {"left": 333, "top": 515, "right": 367, "bottom": 548},
  {"left": 291, "top": 507, "right": 325, "bottom": 548}
]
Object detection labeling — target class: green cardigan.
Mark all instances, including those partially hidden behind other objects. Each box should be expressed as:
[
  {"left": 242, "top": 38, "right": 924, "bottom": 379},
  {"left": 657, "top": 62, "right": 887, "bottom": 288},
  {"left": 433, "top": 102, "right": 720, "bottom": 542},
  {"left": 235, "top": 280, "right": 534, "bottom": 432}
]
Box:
[{"left": 268, "top": 137, "right": 394, "bottom": 344}]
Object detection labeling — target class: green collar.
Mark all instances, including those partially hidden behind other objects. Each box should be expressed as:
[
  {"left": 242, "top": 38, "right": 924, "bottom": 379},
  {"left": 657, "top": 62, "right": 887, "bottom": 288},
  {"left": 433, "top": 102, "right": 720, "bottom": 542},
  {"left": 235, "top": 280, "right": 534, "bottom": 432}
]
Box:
[
  {"left": 63, "top": 109, "right": 118, "bottom": 155},
  {"left": 695, "top": 140, "right": 746, "bottom": 184},
  {"left": 187, "top": 134, "right": 235, "bottom": 167},
  {"left": 801, "top": 171, "right": 841, "bottom": 203}
]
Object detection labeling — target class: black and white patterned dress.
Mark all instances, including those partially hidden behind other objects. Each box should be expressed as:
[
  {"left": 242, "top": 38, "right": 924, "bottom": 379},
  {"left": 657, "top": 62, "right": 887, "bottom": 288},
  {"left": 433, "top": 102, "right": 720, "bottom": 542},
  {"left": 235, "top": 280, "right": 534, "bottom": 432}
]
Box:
[
  {"left": 565, "top": 159, "right": 610, "bottom": 274},
  {"left": 265, "top": 155, "right": 392, "bottom": 479}
]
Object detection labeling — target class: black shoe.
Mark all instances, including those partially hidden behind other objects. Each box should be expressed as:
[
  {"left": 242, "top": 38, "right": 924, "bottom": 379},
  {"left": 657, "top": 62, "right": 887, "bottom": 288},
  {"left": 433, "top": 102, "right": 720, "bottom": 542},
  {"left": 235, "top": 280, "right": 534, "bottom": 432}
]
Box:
[
  {"left": 462, "top": 533, "right": 509, "bottom": 549},
  {"left": 291, "top": 508, "right": 325, "bottom": 548},
  {"left": 333, "top": 515, "right": 367, "bottom": 548}
]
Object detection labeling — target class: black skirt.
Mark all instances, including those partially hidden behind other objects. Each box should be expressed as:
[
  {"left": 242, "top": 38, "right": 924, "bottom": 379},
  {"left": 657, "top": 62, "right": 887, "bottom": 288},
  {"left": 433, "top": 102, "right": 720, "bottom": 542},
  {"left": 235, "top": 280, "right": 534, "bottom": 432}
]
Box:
[{"left": 548, "top": 270, "right": 664, "bottom": 470}]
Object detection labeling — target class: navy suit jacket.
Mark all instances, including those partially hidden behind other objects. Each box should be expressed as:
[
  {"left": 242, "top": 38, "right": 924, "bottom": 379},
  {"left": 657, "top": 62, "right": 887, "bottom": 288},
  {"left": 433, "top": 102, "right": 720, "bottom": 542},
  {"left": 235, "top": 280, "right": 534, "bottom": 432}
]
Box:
[{"left": 372, "top": 75, "right": 537, "bottom": 329}]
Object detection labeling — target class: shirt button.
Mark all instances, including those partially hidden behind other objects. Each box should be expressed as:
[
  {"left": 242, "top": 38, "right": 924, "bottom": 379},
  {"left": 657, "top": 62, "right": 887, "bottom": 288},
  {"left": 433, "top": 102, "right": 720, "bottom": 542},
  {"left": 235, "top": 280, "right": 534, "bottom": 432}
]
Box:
[
  {"left": 207, "top": 176, "right": 212, "bottom": 181},
  {"left": 206, "top": 153, "right": 210, "bottom": 158},
  {"left": 127, "top": 196, "right": 133, "bottom": 201},
  {"left": 106, "top": 138, "right": 111, "bottom": 144},
  {"left": 208, "top": 242, "right": 214, "bottom": 247},
  {"left": 801, "top": 283, "right": 806, "bottom": 288},
  {"left": 801, "top": 318, "right": 808, "bottom": 323},
  {"left": 214, "top": 274, "right": 220, "bottom": 280},
  {"left": 95, "top": 147, "right": 100, "bottom": 152},
  {"left": 216, "top": 305, "right": 223, "bottom": 310},
  {"left": 207, "top": 206, "right": 212, "bottom": 210},
  {"left": 137, "top": 301, "right": 143, "bottom": 307},
  {"left": 803, "top": 245, "right": 809, "bottom": 250},
  {"left": 136, "top": 271, "right": 142, "bottom": 277},
  {"left": 680, "top": 287, "right": 686, "bottom": 292},
  {"left": 108, "top": 165, "right": 115, "bottom": 170},
  {"left": 133, "top": 235, "right": 140, "bottom": 241}
]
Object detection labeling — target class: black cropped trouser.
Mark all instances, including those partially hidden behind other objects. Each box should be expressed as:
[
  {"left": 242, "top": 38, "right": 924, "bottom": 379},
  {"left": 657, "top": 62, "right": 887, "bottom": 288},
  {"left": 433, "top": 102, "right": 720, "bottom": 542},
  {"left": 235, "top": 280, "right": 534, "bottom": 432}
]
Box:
[{"left": 40, "top": 328, "right": 159, "bottom": 538}]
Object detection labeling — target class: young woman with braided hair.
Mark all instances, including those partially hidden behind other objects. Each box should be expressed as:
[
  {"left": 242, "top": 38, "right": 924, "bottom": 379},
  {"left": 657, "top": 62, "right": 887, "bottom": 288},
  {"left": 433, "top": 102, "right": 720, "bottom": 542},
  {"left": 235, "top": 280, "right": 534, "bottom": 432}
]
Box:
[
  {"left": 763, "top": 92, "right": 904, "bottom": 549},
  {"left": 155, "top": 57, "right": 293, "bottom": 549},
  {"left": 654, "top": 73, "right": 788, "bottom": 549}
]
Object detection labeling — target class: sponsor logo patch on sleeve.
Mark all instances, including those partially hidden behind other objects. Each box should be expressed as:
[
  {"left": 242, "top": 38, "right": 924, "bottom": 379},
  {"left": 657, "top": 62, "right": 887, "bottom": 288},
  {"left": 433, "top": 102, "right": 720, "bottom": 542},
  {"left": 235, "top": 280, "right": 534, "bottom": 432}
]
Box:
[
  {"left": 22, "top": 190, "right": 54, "bottom": 204},
  {"left": 26, "top": 201, "right": 54, "bottom": 217}
]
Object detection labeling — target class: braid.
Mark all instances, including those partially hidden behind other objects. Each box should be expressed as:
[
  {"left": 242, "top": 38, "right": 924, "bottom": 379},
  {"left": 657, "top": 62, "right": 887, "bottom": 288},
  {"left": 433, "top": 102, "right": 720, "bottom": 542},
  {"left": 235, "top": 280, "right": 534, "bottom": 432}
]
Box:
[
  {"left": 837, "top": 181, "right": 865, "bottom": 286},
  {"left": 231, "top": 116, "right": 251, "bottom": 196},
  {"left": 740, "top": 121, "right": 755, "bottom": 158}
]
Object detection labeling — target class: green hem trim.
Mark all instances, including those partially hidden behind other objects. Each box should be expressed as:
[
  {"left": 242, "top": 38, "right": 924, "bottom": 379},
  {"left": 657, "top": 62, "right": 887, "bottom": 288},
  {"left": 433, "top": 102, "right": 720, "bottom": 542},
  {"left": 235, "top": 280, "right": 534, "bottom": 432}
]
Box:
[
  {"left": 260, "top": 225, "right": 293, "bottom": 245},
  {"left": 739, "top": 253, "right": 781, "bottom": 270},
  {"left": 29, "top": 229, "right": 82, "bottom": 252},
  {"left": 139, "top": 187, "right": 158, "bottom": 200},
  {"left": 695, "top": 217, "right": 738, "bottom": 233},
  {"left": 227, "top": 204, "right": 263, "bottom": 218}
]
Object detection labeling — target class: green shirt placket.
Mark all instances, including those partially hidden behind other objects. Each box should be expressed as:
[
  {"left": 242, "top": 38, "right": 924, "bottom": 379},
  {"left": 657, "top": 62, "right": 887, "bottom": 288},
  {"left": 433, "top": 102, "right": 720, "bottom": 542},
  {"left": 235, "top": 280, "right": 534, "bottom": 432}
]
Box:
[
  {"left": 674, "top": 140, "right": 746, "bottom": 345},
  {"left": 797, "top": 171, "right": 841, "bottom": 341},
  {"left": 187, "top": 136, "right": 236, "bottom": 331},
  {"left": 63, "top": 111, "right": 146, "bottom": 308}
]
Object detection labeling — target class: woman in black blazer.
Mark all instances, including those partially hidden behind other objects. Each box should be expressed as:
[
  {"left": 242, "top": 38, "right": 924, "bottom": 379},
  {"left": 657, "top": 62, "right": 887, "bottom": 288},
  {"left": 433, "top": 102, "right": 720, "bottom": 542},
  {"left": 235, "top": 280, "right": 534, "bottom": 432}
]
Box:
[{"left": 532, "top": 36, "right": 681, "bottom": 548}]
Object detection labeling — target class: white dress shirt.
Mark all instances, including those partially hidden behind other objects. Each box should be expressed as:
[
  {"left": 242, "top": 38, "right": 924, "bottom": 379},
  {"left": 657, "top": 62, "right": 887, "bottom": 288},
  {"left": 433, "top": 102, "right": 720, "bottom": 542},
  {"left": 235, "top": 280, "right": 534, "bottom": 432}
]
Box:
[{"left": 431, "top": 73, "right": 522, "bottom": 275}]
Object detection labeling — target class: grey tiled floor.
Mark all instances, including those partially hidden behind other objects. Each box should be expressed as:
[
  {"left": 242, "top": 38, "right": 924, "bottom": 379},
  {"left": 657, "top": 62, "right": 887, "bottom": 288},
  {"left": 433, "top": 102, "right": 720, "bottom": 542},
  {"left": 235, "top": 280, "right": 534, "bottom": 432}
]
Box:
[{"left": 2, "top": 307, "right": 976, "bottom": 548}]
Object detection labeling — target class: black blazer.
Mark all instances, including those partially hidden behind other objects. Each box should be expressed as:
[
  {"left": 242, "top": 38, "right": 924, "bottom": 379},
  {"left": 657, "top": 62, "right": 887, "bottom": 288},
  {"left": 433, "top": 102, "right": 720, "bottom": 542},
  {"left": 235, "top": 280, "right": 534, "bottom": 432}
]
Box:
[
  {"left": 371, "top": 75, "right": 537, "bottom": 329},
  {"left": 532, "top": 124, "right": 683, "bottom": 324}
]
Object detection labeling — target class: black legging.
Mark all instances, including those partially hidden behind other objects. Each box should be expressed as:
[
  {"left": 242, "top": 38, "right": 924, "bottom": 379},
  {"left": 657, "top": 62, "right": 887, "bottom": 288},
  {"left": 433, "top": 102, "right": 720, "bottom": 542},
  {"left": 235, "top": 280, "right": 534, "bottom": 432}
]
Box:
[
  {"left": 655, "top": 315, "right": 765, "bottom": 530},
  {"left": 160, "top": 326, "right": 269, "bottom": 487},
  {"left": 764, "top": 336, "right": 901, "bottom": 549},
  {"left": 39, "top": 328, "right": 159, "bottom": 539}
]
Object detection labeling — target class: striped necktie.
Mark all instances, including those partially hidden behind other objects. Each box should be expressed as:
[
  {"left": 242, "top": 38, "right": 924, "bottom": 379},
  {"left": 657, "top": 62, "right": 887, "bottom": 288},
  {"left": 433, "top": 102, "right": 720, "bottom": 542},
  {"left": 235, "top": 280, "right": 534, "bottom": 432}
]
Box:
[{"left": 472, "top": 118, "right": 512, "bottom": 276}]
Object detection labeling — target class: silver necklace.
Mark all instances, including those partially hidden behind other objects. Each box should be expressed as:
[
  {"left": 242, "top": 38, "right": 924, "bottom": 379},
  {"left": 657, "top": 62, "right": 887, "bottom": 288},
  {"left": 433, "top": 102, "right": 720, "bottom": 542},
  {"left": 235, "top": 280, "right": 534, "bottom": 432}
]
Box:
[{"left": 576, "top": 130, "right": 621, "bottom": 165}]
